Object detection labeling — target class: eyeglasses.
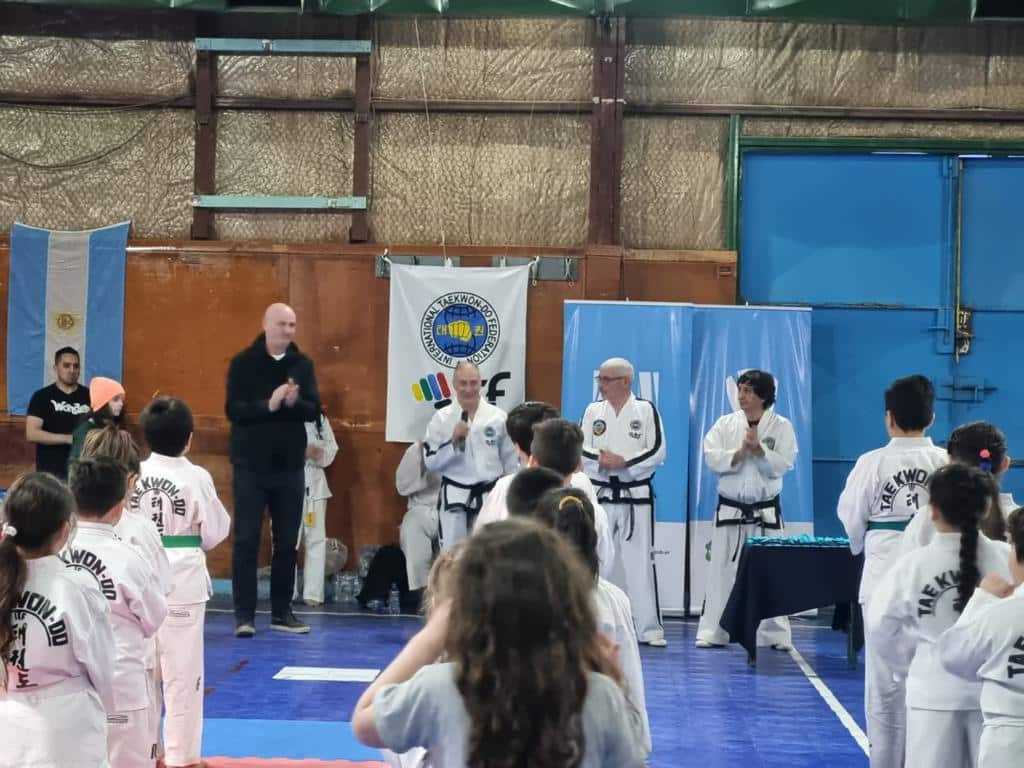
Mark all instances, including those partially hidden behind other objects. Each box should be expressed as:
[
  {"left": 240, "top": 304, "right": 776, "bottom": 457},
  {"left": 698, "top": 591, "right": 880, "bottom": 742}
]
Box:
[{"left": 594, "top": 375, "right": 626, "bottom": 384}]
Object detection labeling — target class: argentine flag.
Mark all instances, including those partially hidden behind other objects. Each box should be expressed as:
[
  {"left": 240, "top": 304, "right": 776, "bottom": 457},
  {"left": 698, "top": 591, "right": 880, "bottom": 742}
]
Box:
[{"left": 7, "top": 222, "right": 129, "bottom": 415}]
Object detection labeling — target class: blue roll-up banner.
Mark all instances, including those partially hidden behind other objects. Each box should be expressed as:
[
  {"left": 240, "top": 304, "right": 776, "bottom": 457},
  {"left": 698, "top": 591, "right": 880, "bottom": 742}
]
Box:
[
  {"left": 562, "top": 301, "right": 812, "bottom": 615},
  {"left": 688, "top": 306, "right": 814, "bottom": 613},
  {"left": 562, "top": 301, "right": 693, "bottom": 613}
]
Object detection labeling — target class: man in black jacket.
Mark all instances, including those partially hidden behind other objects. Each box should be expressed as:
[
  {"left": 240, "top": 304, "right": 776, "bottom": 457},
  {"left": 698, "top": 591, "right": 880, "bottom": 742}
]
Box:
[{"left": 226, "top": 302, "right": 320, "bottom": 637}]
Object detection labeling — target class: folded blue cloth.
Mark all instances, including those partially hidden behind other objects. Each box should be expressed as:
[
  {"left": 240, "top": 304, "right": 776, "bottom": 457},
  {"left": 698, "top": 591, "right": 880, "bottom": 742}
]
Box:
[{"left": 745, "top": 534, "right": 850, "bottom": 548}]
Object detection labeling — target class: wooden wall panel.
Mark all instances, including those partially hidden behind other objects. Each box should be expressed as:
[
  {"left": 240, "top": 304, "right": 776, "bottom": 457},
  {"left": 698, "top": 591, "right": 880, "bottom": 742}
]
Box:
[
  {"left": 0, "top": 422, "right": 32, "bottom": 483},
  {"left": 524, "top": 266, "right": 587, "bottom": 409},
  {"left": 123, "top": 251, "right": 288, "bottom": 417},
  {"left": 287, "top": 253, "right": 388, "bottom": 426},
  {"left": 623, "top": 249, "right": 737, "bottom": 304}
]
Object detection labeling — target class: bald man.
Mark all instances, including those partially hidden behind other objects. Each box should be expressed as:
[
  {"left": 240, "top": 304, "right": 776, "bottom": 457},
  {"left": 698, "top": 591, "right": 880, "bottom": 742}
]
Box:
[
  {"left": 581, "top": 357, "right": 667, "bottom": 646},
  {"left": 226, "top": 303, "right": 320, "bottom": 637}
]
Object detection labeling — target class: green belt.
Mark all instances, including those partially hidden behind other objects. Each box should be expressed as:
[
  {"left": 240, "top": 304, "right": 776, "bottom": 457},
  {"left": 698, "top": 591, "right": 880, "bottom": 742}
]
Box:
[
  {"left": 161, "top": 535, "right": 202, "bottom": 548},
  {"left": 866, "top": 520, "right": 911, "bottom": 532}
]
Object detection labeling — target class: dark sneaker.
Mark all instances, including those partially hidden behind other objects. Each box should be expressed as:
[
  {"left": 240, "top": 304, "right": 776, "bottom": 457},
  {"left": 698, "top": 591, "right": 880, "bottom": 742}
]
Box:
[
  {"left": 271, "top": 611, "right": 310, "bottom": 634},
  {"left": 234, "top": 620, "right": 255, "bottom": 638}
]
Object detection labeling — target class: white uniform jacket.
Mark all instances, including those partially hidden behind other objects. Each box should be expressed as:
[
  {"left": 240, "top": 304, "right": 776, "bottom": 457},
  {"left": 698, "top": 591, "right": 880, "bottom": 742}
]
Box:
[
  {"left": 581, "top": 395, "right": 666, "bottom": 510},
  {"left": 114, "top": 510, "right": 172, "bottom": 598},
  {"left": 865, "top": 532, "right": 1011, "bottom": 710},
  {"left": 304, "top": 418, "right": 338, "bottom": 502},
  {"left": 396, "top": 441, "right": 442, "bottom": 510},
  {"left": 129, "top": 452, "right": 232, "bottom": 606},
  {"left": 939, "top": 582, "right": 1024, "bottom": 722},
  {"left": 61, "top": 521, "right": 168, "bottom": 712},
  {"left": 113, "top": 510, "right": 171, "bottom": 676},
  {"left": 703, "top": 409, "right": 796, "bottom": 527},
  {"left": 594, "top": 577, "right": 651, "bottom": 755},
  {"left": 423, "top": 401, "right": 518, "bottom": 514},
  {"left": 838, "top": 437, "right": 948, "bottom": 602},
  {"left": 1, "top": 555, "right": 116, "bottom": 711}
]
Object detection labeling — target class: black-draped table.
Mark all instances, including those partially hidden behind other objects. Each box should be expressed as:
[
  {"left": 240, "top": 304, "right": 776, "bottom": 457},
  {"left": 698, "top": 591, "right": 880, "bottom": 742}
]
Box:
[{"left": 719, "top": 538, "right": 864, "bottom": 666}]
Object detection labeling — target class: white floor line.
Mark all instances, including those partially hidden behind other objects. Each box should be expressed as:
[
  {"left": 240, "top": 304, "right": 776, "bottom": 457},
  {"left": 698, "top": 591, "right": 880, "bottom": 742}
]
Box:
[{"left": 789, "top": 645, "right": 870, "bottom": 756}]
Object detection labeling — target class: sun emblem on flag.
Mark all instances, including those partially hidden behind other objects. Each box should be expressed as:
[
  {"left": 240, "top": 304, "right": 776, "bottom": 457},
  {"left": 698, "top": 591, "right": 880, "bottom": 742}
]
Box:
[{"left": 53, "top": 312, "right": 78, "bottom": 332}]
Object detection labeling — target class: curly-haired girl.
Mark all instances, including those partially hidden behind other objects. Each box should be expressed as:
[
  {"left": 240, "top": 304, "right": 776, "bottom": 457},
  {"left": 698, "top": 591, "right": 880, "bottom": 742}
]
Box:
[{"left": 352, "top": 517, "right": 645, "bottom": 767}]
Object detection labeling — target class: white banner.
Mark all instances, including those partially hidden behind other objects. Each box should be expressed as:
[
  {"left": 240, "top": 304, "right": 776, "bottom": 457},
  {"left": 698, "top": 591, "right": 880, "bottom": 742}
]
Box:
[{"left": 386, "top": 263, "right": 529, "bottom": 443}]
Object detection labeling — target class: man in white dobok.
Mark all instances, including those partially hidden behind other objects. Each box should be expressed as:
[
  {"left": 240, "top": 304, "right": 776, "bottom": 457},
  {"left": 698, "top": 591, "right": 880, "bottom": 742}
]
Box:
[
  {"left": 697, "top": 369, "right": 797, "bottom": 651},
  {"left": 581, "top": 357, "right": 667, "bottom": 647},
  {"left": 423, "top": 361, "right": 518, "bottom": 549}
]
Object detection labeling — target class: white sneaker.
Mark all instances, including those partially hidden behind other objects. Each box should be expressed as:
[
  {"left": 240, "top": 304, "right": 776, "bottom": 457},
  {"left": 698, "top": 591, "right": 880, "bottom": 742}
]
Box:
[
  {"left": 770, "top": 643, "right": 792, "bottom": 652},
  {"left": 695, "top": 639, "right": 725, "bottom": 649},
  {"left": 645, "top": 638, "right": 668, "bottom": 647}
]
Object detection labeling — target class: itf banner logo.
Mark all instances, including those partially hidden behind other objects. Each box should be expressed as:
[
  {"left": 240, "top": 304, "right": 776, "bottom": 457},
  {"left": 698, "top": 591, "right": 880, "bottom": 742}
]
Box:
[
  {"left": 562, "top": 301, "right": 693, "bottom": 613},
  {"left": 385, "top": 263, "right": 529, "bottom": 443},
  {"left": 687, "top": 306, "right": 813, "bottom": 612}
]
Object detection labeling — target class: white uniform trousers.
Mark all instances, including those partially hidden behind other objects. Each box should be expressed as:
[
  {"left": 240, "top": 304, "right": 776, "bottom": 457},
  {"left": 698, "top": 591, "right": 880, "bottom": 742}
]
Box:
[
  {"left": 158, "top": 602, "right": 206, "bottom": 767},
  {"left": 400, "top": 504, "right": 439, "bottom": 591},
  {"left": 294, "top": 497, "right": 327, "bottom": 604},
  {"left": 147, "top": 657, "right": 163, "bottom": 763},
  {"left": 863, "top": 606, "right": 906, "bottom": 768},
  {"left": 438, "top": 506, "right": 471, "bottom": 551},
  {"left": 696, "top": 522, "right": 791, "bottom": 647},
  {"left": 107, "top": 690, "right": 157, "bottom": 768},
  {"left": 0, "top": 679, "right": 110, "bottom": 768},
  {"left": 979, "top": 721, "right": 1024, "bottom": 768},
  {"left": 905, "top": 708, "right": 982, "bottom": 768},
  {"left": 605, "top": 501, "right": 663, "bottom": 644}
]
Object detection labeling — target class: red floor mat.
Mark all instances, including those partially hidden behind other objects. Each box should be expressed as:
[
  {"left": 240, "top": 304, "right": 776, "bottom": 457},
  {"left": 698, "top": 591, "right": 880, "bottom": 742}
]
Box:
[{"left": 206, "top": 759, "right": 388, "bottom": 767}]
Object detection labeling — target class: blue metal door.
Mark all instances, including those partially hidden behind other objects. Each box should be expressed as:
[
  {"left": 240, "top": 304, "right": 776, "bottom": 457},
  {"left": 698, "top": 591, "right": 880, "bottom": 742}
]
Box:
[
  {"left": 954, "top": 158, "right": 1024, "bottom": 503},
  {"left": 741, "top": 152, "right": 958, "bottom": 536}
]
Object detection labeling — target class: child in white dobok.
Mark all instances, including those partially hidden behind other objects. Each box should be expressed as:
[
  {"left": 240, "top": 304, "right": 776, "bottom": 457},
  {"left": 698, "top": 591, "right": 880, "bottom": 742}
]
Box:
[
  {"left": 837, "top": 374, "right": 948, "bottom": 768},
  {"left": 295, "top": 409, "right": 338, "bottom": 606},
  {"left": 902, "top": 420, "right": 1016, "bottom": 551},
  {"left": 0, "top": 473, "right": 116, "bottom": 768},
  {"left": 67, "top": 457, "right": 168, "bottom": 768},
  {"left": 82, "top": 425, "right": 173, "bottom": 767},
  {"left": 132, "top": 397, "right": 231, "bottom": 768},
  {"left": 939, "top": 506, "right": 1024, "bottom": 768}
]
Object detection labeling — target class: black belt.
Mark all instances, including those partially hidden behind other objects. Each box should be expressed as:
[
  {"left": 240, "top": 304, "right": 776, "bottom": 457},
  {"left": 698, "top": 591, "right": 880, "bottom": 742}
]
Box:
[
  {"left": 592, "top": 475, "right": 655, "bottom": 542},
  {"left": 716, "top": 494, "right": 783, "bottom": 561},
  {"left": 438, "top": 476, "right": 497, "bottom": 517}
]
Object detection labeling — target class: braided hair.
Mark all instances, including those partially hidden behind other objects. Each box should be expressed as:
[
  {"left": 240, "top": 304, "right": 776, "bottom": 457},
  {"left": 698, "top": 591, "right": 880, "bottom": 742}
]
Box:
[{"left": 928, "top": 463, "right": 993, "bottom": 612}]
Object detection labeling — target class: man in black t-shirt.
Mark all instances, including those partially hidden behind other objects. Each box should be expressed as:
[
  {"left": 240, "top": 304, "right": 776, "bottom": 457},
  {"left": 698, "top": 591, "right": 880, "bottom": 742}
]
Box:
[{"left": 25, "top": 347, "right": 91, "bottom": 479}]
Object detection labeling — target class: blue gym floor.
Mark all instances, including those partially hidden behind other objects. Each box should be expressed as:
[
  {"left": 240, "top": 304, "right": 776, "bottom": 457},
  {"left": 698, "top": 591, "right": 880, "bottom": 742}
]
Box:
[{"left": 201, "top": 603, "right": 869, "bottom": 767}]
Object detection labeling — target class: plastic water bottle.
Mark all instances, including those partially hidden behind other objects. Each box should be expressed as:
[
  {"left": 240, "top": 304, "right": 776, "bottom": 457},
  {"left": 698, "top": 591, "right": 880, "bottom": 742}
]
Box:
[{"left": 388, "top": 583, "right": 401, "bottom": 616}]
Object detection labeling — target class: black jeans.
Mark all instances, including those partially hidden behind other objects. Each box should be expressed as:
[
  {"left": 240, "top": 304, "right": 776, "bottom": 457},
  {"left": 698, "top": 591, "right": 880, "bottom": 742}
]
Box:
[{"left": 231, "top": 467, "right": 304, "bottom": 621}]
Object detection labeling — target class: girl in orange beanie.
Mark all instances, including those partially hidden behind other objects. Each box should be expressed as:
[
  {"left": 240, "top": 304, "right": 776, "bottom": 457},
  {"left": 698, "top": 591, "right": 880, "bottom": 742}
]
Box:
[{"left": 67, "top": 377, "right": 125, "bottom": 469}]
